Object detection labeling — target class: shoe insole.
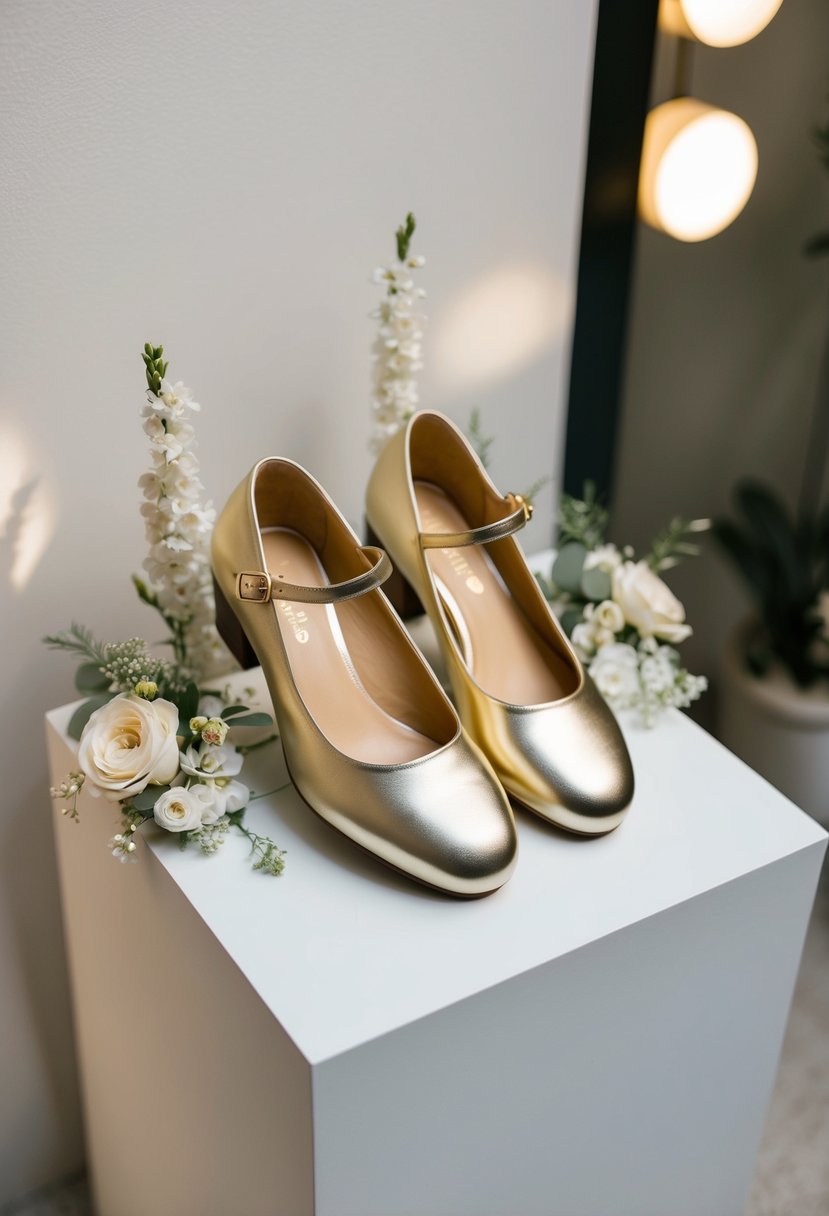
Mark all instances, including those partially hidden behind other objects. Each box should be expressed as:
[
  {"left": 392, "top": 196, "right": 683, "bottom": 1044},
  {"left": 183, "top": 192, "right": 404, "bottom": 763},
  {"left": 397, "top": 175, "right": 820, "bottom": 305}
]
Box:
[
  {"left": 414, "top": 483, "right": 572, "bottom": 705},
  {"left": 262, "top": 527, "right": 436, "bottom": 765}
]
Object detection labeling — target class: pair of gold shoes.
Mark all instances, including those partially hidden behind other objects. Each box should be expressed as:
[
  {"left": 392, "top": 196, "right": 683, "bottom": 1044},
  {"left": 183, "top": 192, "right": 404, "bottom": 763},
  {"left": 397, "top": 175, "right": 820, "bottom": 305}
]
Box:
[{"left": 211, "top": 411, "right": 634, "bottom": 898}]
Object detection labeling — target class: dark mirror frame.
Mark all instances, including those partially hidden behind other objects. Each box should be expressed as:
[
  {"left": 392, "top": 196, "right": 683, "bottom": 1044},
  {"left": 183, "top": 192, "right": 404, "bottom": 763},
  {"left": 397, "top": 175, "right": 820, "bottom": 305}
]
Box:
[{"left": 563, "top": 0, "right": 660, "bottom": 505}]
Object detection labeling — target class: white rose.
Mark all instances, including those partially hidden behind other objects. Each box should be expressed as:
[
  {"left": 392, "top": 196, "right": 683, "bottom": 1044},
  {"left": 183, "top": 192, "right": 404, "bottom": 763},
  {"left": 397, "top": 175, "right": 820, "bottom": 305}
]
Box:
[
  {"left": 179, "top": 741, "right": 243, "bottom": 780},
  {"left": 611, "top": 561, "right": 692, "bottom": 644},
  {"left": 589, "top": 642, "right": 640, "bottom": 706},
  {"left": 593, "top": 599, "right": 625, "bottom": 634},
  {"left": 153, "top": 785, "right": 205, "bottom": 833},
  {"left": 78, "top": 693, "right": 179, "bottom": 802},
  {"left": 193, "top": 779, "right": 250, "bottom": 824}
]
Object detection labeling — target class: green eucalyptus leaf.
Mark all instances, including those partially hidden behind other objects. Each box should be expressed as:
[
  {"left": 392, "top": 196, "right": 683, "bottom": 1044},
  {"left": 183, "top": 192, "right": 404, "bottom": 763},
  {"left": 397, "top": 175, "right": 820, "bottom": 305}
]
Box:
[
  {"left": 551, "top": 542, "right": 587, "bottom": 595},
  {"left": 75, "top": 662, "right": 110, "bottom": 694},
  {"left": 132, "top": 784, "right": 170, "bottom": 812},
  {"left": 220, "top": 704, "right": 250, "bottom": 719},
  {"left": 559, "top": 606, "right": 584, "bottom": 637},
  {"left": 67, "top": 694, "right": 112, "bottom": 741},
  {"left": 580, "top": 566, "right": 612, "bottom": 603},
  {"left": 227, "top": 712, "right": 273, "bottom": 728}
]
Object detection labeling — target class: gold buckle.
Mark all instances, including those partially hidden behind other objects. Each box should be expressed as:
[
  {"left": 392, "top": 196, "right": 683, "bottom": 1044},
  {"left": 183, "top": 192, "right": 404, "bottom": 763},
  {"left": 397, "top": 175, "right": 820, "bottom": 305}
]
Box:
[
  {"left": 236, "top": 571, "right": 272, "bottom": 602},
  {"left": 512, "top": 494, "right": 534, "bottom": 524}
]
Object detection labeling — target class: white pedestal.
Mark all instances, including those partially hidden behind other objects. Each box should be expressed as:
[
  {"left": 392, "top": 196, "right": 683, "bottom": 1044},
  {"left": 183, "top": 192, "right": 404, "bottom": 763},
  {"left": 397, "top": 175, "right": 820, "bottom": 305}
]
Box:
[{"left": 47, "top": 666, "right": 826, "bottom": 1216}]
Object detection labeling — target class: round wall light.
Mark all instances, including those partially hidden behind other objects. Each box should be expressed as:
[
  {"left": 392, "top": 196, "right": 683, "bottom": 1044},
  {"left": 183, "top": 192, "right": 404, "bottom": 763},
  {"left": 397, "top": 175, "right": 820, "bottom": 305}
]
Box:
[
  {"left": 638, "top": 97, "right": 758, "bottom": 241},
  {"left": 659, "top": 0, "right": 784, "bottom": 48}
]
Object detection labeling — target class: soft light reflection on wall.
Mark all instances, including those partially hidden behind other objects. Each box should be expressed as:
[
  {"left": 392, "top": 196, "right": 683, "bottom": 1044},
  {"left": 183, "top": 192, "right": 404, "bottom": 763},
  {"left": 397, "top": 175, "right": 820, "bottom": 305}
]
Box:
[
  {"left": 0, "top": 424, "right": 56, "bottom": 591},
  {"left": 433, "top": 264, "right": 571, "bottom": 396}
]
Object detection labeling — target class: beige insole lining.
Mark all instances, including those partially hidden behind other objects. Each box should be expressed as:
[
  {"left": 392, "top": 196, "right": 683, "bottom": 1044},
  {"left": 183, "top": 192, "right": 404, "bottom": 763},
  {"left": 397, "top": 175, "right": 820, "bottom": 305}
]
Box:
[
  {"left": 415, "top": 483, "right": 572, "bottom": 704},
  {"left": 263, "top": 528, "right": 436, "bottom": 764}
]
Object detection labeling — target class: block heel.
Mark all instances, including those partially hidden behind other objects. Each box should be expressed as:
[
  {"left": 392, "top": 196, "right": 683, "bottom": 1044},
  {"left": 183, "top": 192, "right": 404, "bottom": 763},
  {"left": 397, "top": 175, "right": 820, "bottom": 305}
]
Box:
[
  {"left": 364, "top": 520, "right": 424, "bottom": 620},
  {"left": 212, "top": 574, "right": 259, "bottom": 670}
]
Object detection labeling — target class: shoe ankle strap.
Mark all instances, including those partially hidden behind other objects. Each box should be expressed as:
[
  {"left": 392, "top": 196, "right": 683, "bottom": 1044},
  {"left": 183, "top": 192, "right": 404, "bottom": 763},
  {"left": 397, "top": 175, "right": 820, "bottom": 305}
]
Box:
[
  {"left": 235, "top": 546, "right": 392, "bottom": 605},
  {"left": 419, "top": 493, "right": 533, "bottom": 550}
]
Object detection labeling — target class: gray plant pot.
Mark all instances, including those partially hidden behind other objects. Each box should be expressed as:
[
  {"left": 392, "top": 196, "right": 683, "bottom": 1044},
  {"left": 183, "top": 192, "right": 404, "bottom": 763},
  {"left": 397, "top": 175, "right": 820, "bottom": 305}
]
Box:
[{"left": 719, "top": 621, "right": 829, "bottom": 826}]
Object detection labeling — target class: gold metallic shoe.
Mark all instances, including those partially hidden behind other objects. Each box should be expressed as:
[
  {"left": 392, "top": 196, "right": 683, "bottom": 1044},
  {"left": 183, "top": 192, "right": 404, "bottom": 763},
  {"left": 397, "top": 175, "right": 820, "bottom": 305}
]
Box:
[
  {"left": 365, "top": 411, "right": 635, "bottom": 834},
  {"left": 211, "top": 458, "right": 517, "bottom": 896}
]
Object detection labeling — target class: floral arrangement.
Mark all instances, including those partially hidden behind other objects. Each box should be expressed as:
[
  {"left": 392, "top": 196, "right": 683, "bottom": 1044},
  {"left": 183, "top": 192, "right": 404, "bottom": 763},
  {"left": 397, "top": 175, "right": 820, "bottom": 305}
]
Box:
[
  {"left": 539, "top": 486, "right": 709, "bottom": 726},
  {"left": 46, "top": 346, "right": 286, "bottom": 874},
  {"left": 369, "top": 212, "right": 426, "bottom": 453}
]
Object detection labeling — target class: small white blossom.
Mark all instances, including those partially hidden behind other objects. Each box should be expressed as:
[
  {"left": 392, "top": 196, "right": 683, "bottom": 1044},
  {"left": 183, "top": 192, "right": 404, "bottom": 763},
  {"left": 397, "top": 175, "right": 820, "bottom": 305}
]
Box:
[
  {"left": 138, "top": 370, "right": 230, "bottom": 680},
  {"left": 369, "top": 239, "right": 426, "bottom": 453},
  {"left": 108, "top": 832, "right": 138, "bottom": 863},
  {"left": 589, "top": 643, "right": 641, "bottom": 708},
  {"left": 571, "top": 621, "right": 597, "bottom": 662},
  {"left": 179, "top": 742, "right": 244, "bottom": 780},
  {"left": 584, "top": 544, "right": 622, "bottom": 573},
  {"left": 192, "top": 778, "right": 250, "bottom": 823}
]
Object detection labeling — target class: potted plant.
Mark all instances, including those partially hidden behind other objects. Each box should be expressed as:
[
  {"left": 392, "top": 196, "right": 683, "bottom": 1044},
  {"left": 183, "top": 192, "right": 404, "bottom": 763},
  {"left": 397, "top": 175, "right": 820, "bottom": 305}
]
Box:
[{"left": 715, "top": 113, "right": 829, "bottom": 823}]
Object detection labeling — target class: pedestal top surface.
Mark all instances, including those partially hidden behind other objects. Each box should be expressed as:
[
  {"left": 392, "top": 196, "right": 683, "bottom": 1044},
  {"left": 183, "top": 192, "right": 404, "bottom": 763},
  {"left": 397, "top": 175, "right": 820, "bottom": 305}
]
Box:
[{"left": 46, "top": 569, "right": 827, "bottom": 1065}]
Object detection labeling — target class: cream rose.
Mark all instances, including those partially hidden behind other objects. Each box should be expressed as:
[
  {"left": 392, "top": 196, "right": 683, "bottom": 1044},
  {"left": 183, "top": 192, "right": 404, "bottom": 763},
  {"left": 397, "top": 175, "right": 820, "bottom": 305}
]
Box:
[
  {"left": 78, "top": 693, "right": 180, "bottom": 802},
  {"left": 611, "top": 561, "right": 692, "bottom": 644},
  {"left": 153, "top": 785, "right": 205, "bottom": 833}
]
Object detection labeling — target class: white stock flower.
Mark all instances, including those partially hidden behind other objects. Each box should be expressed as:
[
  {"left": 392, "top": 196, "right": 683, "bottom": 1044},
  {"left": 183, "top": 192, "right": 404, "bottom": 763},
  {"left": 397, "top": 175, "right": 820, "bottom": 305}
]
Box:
[
  {"left": 78, "top": 694, "right": 179, "bottom": 802},
  {"left": 370, "top": 246, "right": 426, "bottom": 453},
  {"left": 192, "top": 778, "right": 250, "bottom": 823},
  {"left": 584, "top": 544, "right": 622, "bottom": 573},
  {"left": 612, "top": 561, "right": 692, "bottom": 644},
  {"left": 197, "top": 695, "right": 225, "bottom": 719},
  {"left": 153, "top": 786, "right": 205, "bottom": 833},
  {"left": 157, "top": 378, "right": 201, "bottom": 415},
  {"left": 571, "top": 621, "right": 597, "bottom": 662},
  {"left": 137, "top": 369, "right": 230, "bottom": 681},
  {"left": 589, "top": 643, "right": 640, "bottom": 707},
  {"left": 179, "top": 742, "right": 244, "bottom": 780}
]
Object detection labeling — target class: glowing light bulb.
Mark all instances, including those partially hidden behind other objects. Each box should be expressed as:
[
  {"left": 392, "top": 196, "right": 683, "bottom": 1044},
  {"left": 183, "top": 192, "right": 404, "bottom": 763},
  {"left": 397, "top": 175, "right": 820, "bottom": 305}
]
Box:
[
  {"left": 639, "top": 98, "right": 758, "bottom": 242},
  {"left": 660, "top": 0, "right": 784, "bottom": 47}
]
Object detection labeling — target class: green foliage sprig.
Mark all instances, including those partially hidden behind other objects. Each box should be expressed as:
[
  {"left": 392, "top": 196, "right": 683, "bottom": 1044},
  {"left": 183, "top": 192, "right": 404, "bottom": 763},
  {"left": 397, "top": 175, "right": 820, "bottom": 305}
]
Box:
[
  {"left": 142, "top": 342, "right": 168, "bottom": 395},
  {"left": 557, "top": 481, "right": 608, "bottom": 550},
  {"left": 648, "top": 516, "right": 709, "bottom": 572},
  {"left": 468, "top": 407, "right": 494, "bottom": 469},
  {"left": 396, "top": 212, "right": 416, "bottom": 262}
]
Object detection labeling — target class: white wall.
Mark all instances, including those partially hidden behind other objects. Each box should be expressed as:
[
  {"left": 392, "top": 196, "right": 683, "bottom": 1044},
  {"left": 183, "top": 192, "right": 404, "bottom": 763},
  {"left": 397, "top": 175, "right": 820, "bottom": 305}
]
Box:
[
  {"left": 0, "top": 0, "right": 598, "bottom": 1201},
  {"left": 614, "top": 0, "right": 829, "bottom": 715}
]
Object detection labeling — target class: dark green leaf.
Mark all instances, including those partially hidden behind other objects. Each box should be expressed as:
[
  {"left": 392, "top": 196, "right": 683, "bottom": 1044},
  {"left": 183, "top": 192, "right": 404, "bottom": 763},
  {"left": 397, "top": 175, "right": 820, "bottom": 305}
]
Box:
[
  {"left": 227, "top": 712, "right": 273, "bottom": 728},
  {"left": 75, "top": 662, "right": 110, "bottom": 694},
  {"left": 220, "top": 704, "right": 250, "bottom": 719},
  {"left": 176, "top": 681, "right": 199, "bottom": 733},
  {"left": 67, "top": 694, "right": 112, "bottom": 740},
  {"left": 559, "top": 606, "right": 584, "bottom": 637},
  {"left": 551, "top": 543, "right": 587, "bottom": 594},
  {"left": 132, "top": 784, "right": 170, "bottom": 811}
]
